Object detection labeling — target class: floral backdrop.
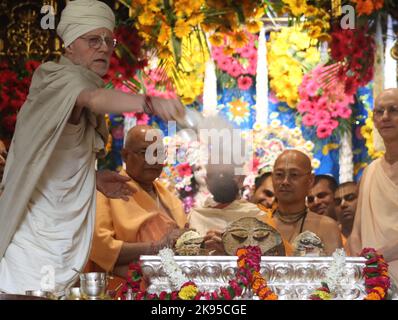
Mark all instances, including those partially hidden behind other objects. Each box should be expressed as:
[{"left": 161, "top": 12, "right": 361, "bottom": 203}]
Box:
[{"left": 1, "top": 0, "right": 396, "bottom": 196}]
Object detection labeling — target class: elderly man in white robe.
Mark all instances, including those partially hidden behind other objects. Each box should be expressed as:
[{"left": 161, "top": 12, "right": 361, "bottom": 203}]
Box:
[{"left": 0, "top": 0, "right": 185, "bottom": 295}]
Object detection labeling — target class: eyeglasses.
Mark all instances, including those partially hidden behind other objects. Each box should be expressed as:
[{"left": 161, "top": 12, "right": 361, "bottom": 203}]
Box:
[
  {"left": 272, "top": 171, "right": 311, "bottom": 182},
  {"left": 127, "top": 148, "right": 166, "bottom": 161},
  {"left": 334, "top": 193, "right": 357, "bottom": 206},
  {"left": 79, "top": 34, "right": 117, "bottom": 49},
  {"left": 373, "top": 105, "right": 398, "bottom": 118}
]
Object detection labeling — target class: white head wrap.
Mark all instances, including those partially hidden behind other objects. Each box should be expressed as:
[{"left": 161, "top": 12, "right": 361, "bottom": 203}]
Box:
[{"left": 57, "top": 0, "right": 115, "bottom": 47}]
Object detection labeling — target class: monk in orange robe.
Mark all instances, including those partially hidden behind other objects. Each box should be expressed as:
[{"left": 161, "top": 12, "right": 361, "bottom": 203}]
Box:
[{"left": 87, "top": 125, "right": 187, "bottom": 291}]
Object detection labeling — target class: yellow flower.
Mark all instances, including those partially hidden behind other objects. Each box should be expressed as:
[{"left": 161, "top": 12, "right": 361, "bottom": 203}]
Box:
[
  {"left": 174, "top": 20, "right": 192, "bottom": 39},
  {"left": 312, "top": 158, "right": 320, "bottom": 169},
  {"left": 147, "top": 0, "right": 161, "bottom": 12},
  {"left": 228, "top": 98, "right": 250, "bottom": 119},
  {"left": 308, "top": 26, "right": 322, "bottom": 41},
  {"left": 158, "top": 24, "right": 171, "bottom": 44},
  {"left": 223, "top": 46, "right": 234, "bottom": 56},
  {"left": 138, "top": 10, "right": 156, "bottom": 26},
  {"left": 178, "top": 284, "right": 198, "bottom": 300},
  {"left": 187, "top": 13, "right": 205, "bottom": 26},
  {"left": 209, "top": 33, "right": 224, "bottom": 47},
  {"left": 305, "top": 5, "right": 319, "bottom": 17},
  {"left": 246, "top": 20, "right": 262, "bottom": 34}
]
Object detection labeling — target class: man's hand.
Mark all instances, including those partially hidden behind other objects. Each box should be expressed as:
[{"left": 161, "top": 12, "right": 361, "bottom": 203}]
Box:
[
  {"left": 159, "top": 228, "right": 188, "bottom": 249},
  {"left": 96, "top": 170, "right": 136, "bottom": 201},
  {"left": 203, "top": 230, "right": 226, "bottom": 255},
  {"left": 0, "top": 140, "right": 7, "bottom": 182},
  {"left": 150, "top": 96, "right": 186, "bottom": 122}
]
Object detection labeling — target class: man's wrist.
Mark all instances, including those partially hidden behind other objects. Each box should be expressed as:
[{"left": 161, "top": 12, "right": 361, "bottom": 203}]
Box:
[{"left": 143, "top": 94, "right": 154, "bottom": 115}]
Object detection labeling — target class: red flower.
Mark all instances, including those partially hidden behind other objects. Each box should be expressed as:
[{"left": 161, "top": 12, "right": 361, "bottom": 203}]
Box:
[
  {"left": 25, "top": 60, "right": 41, "bottom": 73},
  {"left": 176, "top": 163, "right": 192, "bottom": 177}
]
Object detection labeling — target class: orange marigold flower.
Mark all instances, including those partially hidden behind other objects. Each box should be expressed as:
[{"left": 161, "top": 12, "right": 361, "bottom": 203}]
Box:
[
  {"left": 252, "top": 278, "right": 266, "bottom": 290},
  {"left": 258, "top": 286, "right": 270, "bottom": 297},
  {"left": 236, "top": 248, "right": 247, "bottom": 256},
  {"left": 365, "top": 292, "right": 382, "bottom": 300},
  {"left": 373, "top": 287, "right": 386, "bottom": 298},
  {"left": 355, "top": 0, "right": 375, "bottom": 15},
  {"left": 264, "top": 293, "right": 278, "bottom": 300}
]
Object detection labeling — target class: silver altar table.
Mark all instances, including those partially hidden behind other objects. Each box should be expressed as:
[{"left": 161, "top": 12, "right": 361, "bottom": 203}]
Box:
[{"left": 140, "top": 255, "right": 368, "bottom": 300}]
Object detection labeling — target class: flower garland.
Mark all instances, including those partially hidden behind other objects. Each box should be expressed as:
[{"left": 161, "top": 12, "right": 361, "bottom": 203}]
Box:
[
  {"left": 297, "top": 64, "right": 354, "bottom": 139},
  {"left": 310, "top": 248, "right": 390, "bottom": 300},
  {"left": 119, "top": 246, "right": 277, "bottom": 300},
  {"left": 361, "top": 248, "right": 391, "bottom": 300},
  {"left": 267, "top": 26, "right": 320, "bottom": 108},
  {"left": 211, "top": 30, "right": 258, "bottom": 91}
]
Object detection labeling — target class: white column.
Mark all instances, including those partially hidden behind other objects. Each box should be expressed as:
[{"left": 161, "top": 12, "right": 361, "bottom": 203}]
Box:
[
  {"left": 339, "top": 131, "right": 353, "bottom": 183},
  {"left": 255, "top": 27, "right": 269, "bottom": 125}
]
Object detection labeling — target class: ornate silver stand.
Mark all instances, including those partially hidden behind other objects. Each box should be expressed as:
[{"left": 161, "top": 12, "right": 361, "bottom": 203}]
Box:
[{"left": 140, "top": 256, "right": 367, "bottom": 300}]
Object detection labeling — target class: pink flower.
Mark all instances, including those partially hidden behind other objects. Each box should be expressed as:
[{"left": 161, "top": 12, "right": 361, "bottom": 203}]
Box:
[
  {"left": 302, "top": 113, "right": 316, "bottom": 126},
  {"left": 305, "top": 80, "right": 319, "bottom": 97},
  {"left": 237, "top": 76, "right": 253, "bottom": 90},
  {"left": 246, "top": 64, "right": 257, "bottom": 76},
  {"left": 315, "top": 110, "right": 331, "bottom": 123},
  {"left": 336, "top": 105, "right": 352, "bottom": 119},
  {"left": 217, "top": 57, "right": 231, "bottom": 72},
  {"left": 316, "top": 123, "right": 333, "bottom": 139},
  {"left": 227, "top": 64, "right": 243, "bottom": 78},
  {"left": 297, "top": 100, "right": 312, "bottom": 113}
]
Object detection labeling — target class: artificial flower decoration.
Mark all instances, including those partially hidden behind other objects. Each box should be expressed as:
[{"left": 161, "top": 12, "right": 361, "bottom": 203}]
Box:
[
  {"left": 280, "top": 0, "right": 331, "bottom": 42},
  {"left": 297, "top": 64, "right": 355, "bottom": 139},
  {"left": 360, "top": 107, "right": 385, "bottom": 159},
  {"left": 350, "top": 0, "right": 385, "bottom": 16},
  {"left": 0, "top": 59, "right": 40, "bottom": 143},
  {"left": 328, "top": 25, "right": 375, "bottom": 96},
  {"left": 267, "top": 26, "right": 320, "bottom": 108},
  {"left": 211, "top": 30, "right": 258, "bottom": 91}
]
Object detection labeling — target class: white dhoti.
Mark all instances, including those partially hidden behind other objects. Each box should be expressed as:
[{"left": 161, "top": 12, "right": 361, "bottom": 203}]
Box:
[{"left": 0, "top": 117, "right": 103, "bottom": 295}]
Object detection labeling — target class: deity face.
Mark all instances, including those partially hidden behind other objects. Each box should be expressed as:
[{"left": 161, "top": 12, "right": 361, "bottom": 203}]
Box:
[
  {"left": 272, "top": 152, "right": 313, "bottom": 205},
  {"left": 193, "top": 165, "right": 207, "bottom": 187},
  {"left": 65, "top": 27, "right": 114, "bottom": 77},
  {"left": 222, "top": 217, "right": 285, "bottom": 256}
]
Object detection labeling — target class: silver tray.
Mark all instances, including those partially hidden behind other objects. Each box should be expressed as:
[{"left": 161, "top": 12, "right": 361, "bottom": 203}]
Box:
[{"left": 140, "top": 255, "right": 367, "bottom": 300}]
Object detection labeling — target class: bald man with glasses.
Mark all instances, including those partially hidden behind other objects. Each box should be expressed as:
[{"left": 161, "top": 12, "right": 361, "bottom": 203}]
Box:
[{"left": 261, "top": 150, "right": 342, "bottom": 256}]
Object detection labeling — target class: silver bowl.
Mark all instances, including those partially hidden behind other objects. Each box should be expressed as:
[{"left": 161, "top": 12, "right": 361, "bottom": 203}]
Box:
[
  {"left": 79, "top": 272, "right": 108, "bottom": 300},
  {"left": 25, "top": 290, "right": 57, "bottom": 300}
]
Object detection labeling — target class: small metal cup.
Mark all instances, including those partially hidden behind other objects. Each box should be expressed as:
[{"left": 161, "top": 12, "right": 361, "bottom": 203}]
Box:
[{"left": 79, "top": 272, "right": 108, "bottom": 300}]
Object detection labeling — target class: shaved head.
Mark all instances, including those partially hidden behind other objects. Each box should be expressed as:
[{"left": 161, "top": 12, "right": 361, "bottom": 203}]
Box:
[
  {"left": 124, "top": 125, "right": 156, "bottom": 151},
  {"left": 272, "top": 149, "right": 314, "bottom": 210},
  {"left": 122, "top": 125, "right": 164, "bottom": 185},
  {"left": 375, "top": 88, "right": 398, "bottom": 108},
  {"left": 274, "top": 150, "right": 312, "bottom": 173}
]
